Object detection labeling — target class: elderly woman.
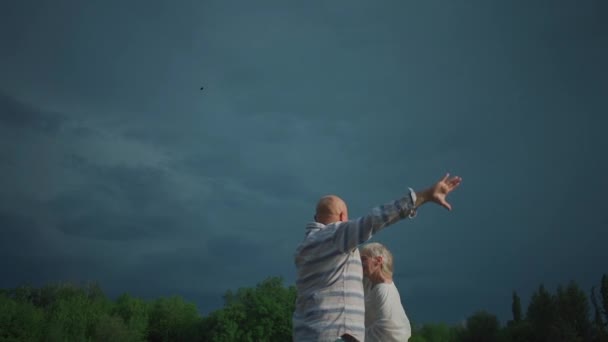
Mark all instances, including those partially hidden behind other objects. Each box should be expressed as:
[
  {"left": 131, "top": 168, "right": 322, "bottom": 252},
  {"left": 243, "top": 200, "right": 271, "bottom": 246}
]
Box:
[{"left": 360, "top": 242, "right": 411, "bottom": 342}]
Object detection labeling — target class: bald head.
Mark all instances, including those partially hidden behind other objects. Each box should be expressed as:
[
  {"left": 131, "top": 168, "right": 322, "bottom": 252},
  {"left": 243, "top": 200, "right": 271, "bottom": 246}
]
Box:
[{"left": 314, "top": 195, "right": 348, "bottom": 224}]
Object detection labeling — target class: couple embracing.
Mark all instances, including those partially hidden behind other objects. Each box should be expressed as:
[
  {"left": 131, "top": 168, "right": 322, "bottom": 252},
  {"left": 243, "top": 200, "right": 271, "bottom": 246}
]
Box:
[{"left": 293, "top": 173, "right": 462, "bottom": 342}]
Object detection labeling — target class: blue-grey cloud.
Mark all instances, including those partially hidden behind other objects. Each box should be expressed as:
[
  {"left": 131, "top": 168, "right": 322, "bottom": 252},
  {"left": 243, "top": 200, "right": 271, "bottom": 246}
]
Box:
[
  {"left": 0, "top": 92, "right": 66, "bottom": 132},
  {"left": 1, "top": 0, "right": 607, "bottom": 325}
]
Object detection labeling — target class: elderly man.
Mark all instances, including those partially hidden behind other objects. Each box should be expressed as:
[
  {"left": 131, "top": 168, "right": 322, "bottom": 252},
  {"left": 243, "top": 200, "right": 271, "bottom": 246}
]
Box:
[{"left": 292, "top": 173, "right": 462, "bottom": 342}]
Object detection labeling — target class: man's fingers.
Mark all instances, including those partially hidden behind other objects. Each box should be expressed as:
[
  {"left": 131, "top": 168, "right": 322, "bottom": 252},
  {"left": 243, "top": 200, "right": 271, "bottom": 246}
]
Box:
[
  {"left": 449, "top": 177, "right": 462, "bottom": 188},
  {"left": 440, "top": 199, "right": 452, "bottom": 211},
  {"left": 445, "top": 176, "right": 462, "bottom": 189},
  {"left": 435, "top": 196, "right": 451, "bottom": 210},
  {"left": 441, "top": 173, "right": 450, "bottom": 183}
]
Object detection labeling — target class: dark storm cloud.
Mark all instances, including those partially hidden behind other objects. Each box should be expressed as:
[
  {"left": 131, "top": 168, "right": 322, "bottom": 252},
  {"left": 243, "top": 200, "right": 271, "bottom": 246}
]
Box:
[
  {"left": 0, "top": 0, "right": 607, "bottom": 324},
  {"left": 55, "top": 213, "right": 176, "bottom": 242},
  {"left": 0, "top": 92, "right": 66, "bottom": 133},
  {"left": 0, "top": 212, "right": 45, "bottom": 255}
]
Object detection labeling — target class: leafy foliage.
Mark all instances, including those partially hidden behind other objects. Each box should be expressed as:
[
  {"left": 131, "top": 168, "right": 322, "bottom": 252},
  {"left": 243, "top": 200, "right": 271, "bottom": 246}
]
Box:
[
  {"left": 201, "top": 277, "right": 296, "bottom": 342},
  {"left": 457, "top": 310, "right": 501, "bottom": 342},
  {"left": 147, "top": 295, "right": 201, "bottom": 342},
  {"left": 1, "top": 274, "right": 607, "bottom": 341},
  {"left": 411, "top": 322, "right": 458, "bottom": 342},
  {"left": 0, "top": 292, "right": 45, "bottom": 341}
]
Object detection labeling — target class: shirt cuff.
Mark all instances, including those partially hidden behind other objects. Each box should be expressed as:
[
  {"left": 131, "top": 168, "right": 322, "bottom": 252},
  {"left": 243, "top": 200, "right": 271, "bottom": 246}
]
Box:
[{"left": 408, "top": 188, "right": 417, "bottom": 218}]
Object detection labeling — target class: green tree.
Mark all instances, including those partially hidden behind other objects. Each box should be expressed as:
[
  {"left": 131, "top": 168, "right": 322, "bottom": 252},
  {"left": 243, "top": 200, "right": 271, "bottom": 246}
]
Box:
[
  {"left": 504, "top": 290, "right": 531, "bottom": 342},
  {"left": 511, "top": 291, "right": 522, "bottom": 323},
  {"left": 503, "top": 320, "right": 532, "bottom": 342},
  {"left": 113, "top": 293, "right": 149, "bottom": 341},
  {"left": 592, "top": 286, "right": 604, "bottom": 328},
  {"left": 201, "top": 276, "right": 297, "bottom": 342},
  {"left": 147, "top": 295, "right": 201, "bottom": 342},
  {"left": 24, "top": 282, "right": 70, "bottom": 309},
  {"left": 202, "top": 306, "right": 244, "bottom": 342},
  {"left": 526, "top": 284, "right": 559, "bottom": 342},
  {"left": 457, "top": 310, "right": 501, "bottom": 342},
  {"left": 553, "top": 281, "right": 591, "bottom": 341},
  {"left": 602, "top": 274, "right": 608, "bottom": 325},
  {"left": 0, "top": 292, "right": 45, "bottom": 341},
  {"left": 409, "top": 335, "right": 429, "bottom": 342},
  {"left": 592, "top": 278, "right": 608, "bottom": 342},
  {"left": 416, "top": 322, "right": 456, "bottom": 342},
  {"left": 450, "top": 325, "right": 466, "bottom": 342},
  {"left": 40, "top": 282, "right": 112, "bottom": 341},
  {"left": 45, "top": 290, "right": 92, "bottom": 340},
  {"left": 92, "top": 314, "right": 140, "bottom": 342},
  {"left": 9, "top": 284, "right": 35, "bottom": 303}
]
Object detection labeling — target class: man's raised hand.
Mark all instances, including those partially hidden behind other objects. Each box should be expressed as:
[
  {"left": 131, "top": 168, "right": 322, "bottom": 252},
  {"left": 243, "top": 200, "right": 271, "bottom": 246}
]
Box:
[{"left": 415, "top": 173, "right": 462, "bottom": 210}]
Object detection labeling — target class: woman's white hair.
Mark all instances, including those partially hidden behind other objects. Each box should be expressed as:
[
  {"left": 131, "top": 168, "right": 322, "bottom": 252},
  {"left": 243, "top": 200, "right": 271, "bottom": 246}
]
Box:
[{"left": 360, "top": 242, "right": 394, "bottom": 278}]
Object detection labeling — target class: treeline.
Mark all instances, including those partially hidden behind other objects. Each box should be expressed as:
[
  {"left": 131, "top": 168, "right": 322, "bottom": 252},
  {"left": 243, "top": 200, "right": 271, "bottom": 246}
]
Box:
[
  {"left": 1, "top": 275, "right": 606, "bottom": 341},
  {"left": 0, "top": 277, "right": 295, "bottom": 341},
  {"left": 410, "top": 274, "right": 608, "bottom": 342}
]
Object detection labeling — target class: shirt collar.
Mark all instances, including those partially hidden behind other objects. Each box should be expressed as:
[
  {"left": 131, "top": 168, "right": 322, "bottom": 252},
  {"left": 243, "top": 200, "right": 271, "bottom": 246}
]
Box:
[{"left": 305, "top": 221, "right": 325, "bottom": 235}]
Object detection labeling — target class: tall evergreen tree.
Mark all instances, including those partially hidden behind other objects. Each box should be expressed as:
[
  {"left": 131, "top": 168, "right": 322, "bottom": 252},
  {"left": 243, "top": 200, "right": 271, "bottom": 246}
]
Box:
[
  {"left": 512, "top": 291, "right": 522, "bottom": 323},
  {"left": 602, "top": 274, "right": 608, "bottom": 324},
  {"left": 527, "top": 284, "right": 558, "bottom": 342},
  {"left": 592, "top": 286, "right": 608, "bottom": 340},
  {"left": 554, "top": 281, "right": 591, "bottom": 341}
]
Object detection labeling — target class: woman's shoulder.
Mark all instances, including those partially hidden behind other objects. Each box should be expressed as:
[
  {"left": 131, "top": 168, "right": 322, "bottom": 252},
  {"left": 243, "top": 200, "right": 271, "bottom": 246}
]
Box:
[
  {"left": 375, "top": 282, "right": 397, "bottom": 290},
  {"left": 371, "top": 282, "right": 399, "bottom": 298}
]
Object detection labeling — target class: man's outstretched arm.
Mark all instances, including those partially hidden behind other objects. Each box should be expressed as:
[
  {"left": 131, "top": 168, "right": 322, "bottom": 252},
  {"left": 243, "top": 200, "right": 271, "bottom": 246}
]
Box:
[{"left": 334, "top": 173, "right": 463, "bottom": 253}]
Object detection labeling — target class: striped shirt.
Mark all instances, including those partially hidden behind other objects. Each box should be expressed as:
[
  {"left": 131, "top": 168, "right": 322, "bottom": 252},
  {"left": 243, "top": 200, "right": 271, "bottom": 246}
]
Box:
[{"left": 293, "top": 190, "right": 417, "bottom": 342}]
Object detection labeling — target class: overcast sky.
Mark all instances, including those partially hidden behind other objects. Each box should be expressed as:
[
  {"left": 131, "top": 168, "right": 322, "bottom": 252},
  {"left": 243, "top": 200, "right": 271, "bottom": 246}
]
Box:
[{"left": 1, "top": 0, "right": 607, "bottom": 325}]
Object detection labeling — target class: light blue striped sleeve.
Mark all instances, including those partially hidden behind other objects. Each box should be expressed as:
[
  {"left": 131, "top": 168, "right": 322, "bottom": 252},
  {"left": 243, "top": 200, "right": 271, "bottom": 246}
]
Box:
[{"left": 332, "top": 188, "right": 417, "bottom": 253}]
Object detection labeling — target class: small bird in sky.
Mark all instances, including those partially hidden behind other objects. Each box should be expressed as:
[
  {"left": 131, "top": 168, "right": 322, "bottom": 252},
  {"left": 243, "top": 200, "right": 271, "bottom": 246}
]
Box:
[{"left": 200, "top": 86, "right": 204, "bottom": 91}]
